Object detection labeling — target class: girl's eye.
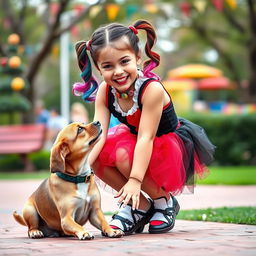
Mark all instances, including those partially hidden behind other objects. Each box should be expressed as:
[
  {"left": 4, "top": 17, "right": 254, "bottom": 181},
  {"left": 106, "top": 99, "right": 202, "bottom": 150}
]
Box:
[
  {"left": 102, "top": 64, "right": 112, "bottom": 69},
  {"left": 121, "top": 59, "right": 130, "bottom": 65},
  {"left": 77, "top": 126, "right": 84, "bottom": 135}
]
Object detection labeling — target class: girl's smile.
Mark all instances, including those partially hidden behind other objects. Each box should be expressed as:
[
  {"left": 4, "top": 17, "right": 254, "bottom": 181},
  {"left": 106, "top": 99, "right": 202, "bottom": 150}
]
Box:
[
  {"left": 97, "top": 38, "right": 141, "bottom": 92},
  {"left": 115, "top": 76, "right": 129, "bottom": 86}
]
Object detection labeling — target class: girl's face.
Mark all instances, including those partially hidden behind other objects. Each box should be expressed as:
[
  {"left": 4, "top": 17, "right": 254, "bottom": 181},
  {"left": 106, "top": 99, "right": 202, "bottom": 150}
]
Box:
[{"left": 96, "top": 38, "right": 141, "bottom": 92}]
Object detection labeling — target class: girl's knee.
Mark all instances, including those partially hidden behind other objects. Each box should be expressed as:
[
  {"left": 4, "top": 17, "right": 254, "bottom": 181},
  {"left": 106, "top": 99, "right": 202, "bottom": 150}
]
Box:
[{"left": 116, "top": 148, "right": 129, "bottom": 163}]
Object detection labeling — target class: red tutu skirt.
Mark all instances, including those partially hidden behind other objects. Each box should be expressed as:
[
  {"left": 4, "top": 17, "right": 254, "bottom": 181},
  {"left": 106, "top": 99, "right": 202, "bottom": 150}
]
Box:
[{"left": 97, "top": 124, "right": 208, "bottom": 195}]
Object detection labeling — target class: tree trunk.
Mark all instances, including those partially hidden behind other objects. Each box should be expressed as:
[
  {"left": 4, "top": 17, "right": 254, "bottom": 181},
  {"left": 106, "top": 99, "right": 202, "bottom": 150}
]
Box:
[
  {"left": 247, "top": 0, "right": 256, "bottom": 102},
  {"left": 247, "top": 41, "right": 256, "bottom": 102}
]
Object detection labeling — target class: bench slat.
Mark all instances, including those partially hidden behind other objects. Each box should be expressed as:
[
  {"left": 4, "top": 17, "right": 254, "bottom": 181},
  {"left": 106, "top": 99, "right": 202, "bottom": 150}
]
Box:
[
  {"left": 0, "top": 124, "right": 46, "bottom": 154},
  {"left": 0, "top": 142, "right": 44, "bottom": 154},
  {"left": 0, "top": 134, "right": 45, "bottom": 141}
]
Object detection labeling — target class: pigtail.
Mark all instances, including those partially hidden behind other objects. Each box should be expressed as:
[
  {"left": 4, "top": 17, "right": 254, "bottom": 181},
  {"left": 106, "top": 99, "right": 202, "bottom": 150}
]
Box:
[
  {"left": 73, "top": 41, "right": 98, "bottom": 102},
  {"left": 133, "top": 20, "right": 160, "bottom": 80}
]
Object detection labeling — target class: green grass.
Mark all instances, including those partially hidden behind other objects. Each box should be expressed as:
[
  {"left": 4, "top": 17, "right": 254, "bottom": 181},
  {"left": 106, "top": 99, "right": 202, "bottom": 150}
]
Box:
[
  {"left": 0, "top": 166, "right": 256, "bottom": 185},
  {"left": 105, "top": 206, "right": 256, "bottom": 225},
  {"left": 176, "top": 207, "right": 256, "bottom": 225},
  {"left": 197, "top": 166, "right": 256, "bottom": 185},
  {"left": 0, "top": 171, "right": 49, "bottom": 180}
]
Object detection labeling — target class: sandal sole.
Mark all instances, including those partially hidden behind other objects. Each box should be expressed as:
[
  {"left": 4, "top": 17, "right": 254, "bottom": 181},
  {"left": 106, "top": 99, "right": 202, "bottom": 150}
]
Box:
[{"left": 148, "top": 198, "right": 180, "bottom": 234}]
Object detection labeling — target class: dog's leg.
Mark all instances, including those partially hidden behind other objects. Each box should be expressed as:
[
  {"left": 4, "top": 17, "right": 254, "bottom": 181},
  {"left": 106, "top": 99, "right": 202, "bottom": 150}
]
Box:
[
  {"left": 60, "top": 212, "right": 94, "bottom": 240},
  {"left": 89, "top": 207, "right": 124, "bottom": 238},
  {"left": 22, "top": 200, "right": 44, "bottom": 239}
]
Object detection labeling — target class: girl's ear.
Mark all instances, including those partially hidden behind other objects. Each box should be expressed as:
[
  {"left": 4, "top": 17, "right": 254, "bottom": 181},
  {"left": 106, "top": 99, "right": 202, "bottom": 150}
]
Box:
[{"left": 136, "top": 51, "right": 142, "bottom": 65}]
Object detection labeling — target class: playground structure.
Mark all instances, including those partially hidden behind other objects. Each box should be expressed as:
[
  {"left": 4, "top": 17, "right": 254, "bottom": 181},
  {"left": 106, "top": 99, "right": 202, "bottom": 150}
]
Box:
[{"left": 163, "top": 64, "right": 255, "bottom": 114}]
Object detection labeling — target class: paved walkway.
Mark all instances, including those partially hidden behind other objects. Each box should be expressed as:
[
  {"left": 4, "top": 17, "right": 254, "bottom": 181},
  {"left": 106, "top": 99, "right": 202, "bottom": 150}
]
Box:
[{"left": 0, "top": 180, "right": 256, "bottom": 256}]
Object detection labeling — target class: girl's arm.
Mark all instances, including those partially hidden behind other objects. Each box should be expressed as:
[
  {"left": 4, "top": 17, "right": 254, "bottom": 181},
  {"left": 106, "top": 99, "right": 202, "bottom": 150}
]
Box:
[
  {"left": 131, "top": 82, "right": 164, "bottom": 180},
  {"left": 116, "top": 81, "right": 165, "bottom": 209},
  {"left": 88, "top": 82, "right": 110, "bottom": 166}
]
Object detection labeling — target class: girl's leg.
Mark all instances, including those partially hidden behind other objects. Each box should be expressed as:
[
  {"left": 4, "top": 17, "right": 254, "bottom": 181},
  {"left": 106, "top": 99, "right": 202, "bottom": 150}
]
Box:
[
  {"left": 93, "top": 148, "right": 178, "bottom": 234},
  {"left": 92, "top": 151, "right": 151, "bottom": 211},
  {"left": 115, "top": 149, "right": 152, "bottom": 210},
  {"left": 115, "top": 149, "right": 179, "bottom": 234},
  {"left": 115, "top": 148, "right": 170, "bottom": 202},
  {"left": 92, "top": 150, "right": 154, "bottom": 235},
  {"left": 92, "top": 161, "right": 127, "bottom": 192}
]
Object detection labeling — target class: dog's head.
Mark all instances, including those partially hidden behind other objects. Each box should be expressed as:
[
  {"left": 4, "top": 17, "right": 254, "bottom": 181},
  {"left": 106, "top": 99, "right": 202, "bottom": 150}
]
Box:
[{"left": 50, "top": 121, "right": 102, "bottom": 175}]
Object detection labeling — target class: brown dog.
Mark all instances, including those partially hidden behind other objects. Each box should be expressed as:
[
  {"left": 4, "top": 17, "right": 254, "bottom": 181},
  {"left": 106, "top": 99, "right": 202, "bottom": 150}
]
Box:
[{"left": 13, "top": 121, "right": 123, "bottom": 240}]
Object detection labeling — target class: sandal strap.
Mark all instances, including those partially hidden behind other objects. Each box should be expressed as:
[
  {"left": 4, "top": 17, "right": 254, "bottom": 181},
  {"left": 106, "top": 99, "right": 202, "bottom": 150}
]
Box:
[
  {"left": 130, "top": 208, "right": 147, "bottom": 223},
  {"left": 112, "top": 208, "right": 148, "bottom": 231},
  {"left": 112, "top": 214, "right": 134, "bottom": 232},
  {"left": 110, "top": 200, "right": 154, "bottom": 234},
  {"left": 155, "top": 207, "right": 176, "bottom": 215},
  {"left": 152, "top": 207, "right": 176, "bottom": 225}
]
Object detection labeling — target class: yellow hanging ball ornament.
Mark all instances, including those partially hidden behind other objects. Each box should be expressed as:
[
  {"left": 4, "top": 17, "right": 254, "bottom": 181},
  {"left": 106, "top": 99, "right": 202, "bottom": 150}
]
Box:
[
  {"left": 11, "top": 77, "right": 25, "bottom": 91},
  {"left": 9, "top": 56, "right": 21, "bottom": 68},
  {"left": 8, "top": 33, "right": 20, "bottom": 45}
]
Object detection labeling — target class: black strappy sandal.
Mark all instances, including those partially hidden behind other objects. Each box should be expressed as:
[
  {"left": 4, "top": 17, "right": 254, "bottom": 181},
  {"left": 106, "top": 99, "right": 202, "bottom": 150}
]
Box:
[
  {"left": 148, "top": 196, "right": 180, "bottom": 234},
  {"left": 104, "top": 200, "right": 154, "bottom": 236}
]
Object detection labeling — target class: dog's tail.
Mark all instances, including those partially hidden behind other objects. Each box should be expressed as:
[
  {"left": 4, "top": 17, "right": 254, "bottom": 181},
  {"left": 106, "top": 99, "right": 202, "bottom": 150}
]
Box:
[{"left": 13, "top": 211, "right": 27, "bottom": 226}]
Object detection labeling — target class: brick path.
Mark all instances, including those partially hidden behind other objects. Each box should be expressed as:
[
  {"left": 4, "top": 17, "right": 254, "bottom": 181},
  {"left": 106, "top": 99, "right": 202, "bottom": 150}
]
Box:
[{"left": 0, "top": 180, "right": 256, "bottom": 256}]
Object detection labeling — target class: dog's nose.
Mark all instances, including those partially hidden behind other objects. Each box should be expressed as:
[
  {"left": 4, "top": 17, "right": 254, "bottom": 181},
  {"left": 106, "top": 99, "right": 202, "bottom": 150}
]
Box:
[{"left": 93, "top": 121, "right": 101, "bottom": 127}]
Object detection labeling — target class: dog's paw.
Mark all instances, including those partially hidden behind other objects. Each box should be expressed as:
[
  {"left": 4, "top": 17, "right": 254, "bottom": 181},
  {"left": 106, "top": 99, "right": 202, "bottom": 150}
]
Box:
[
  {"left": 28, "top": 229, "right": 44, "bottom": 239},
  {"left": 102, "top": 228, "right": 124, "bottom": 238},
  {"left": 77, "top": 231, "right": 94, "bottom": 240}
]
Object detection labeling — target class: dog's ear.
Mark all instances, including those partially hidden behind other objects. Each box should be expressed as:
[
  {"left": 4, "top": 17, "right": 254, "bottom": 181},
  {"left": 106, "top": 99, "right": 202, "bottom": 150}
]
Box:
[{"left": 50, "top": 142, "right": 70, "bottom": 173}]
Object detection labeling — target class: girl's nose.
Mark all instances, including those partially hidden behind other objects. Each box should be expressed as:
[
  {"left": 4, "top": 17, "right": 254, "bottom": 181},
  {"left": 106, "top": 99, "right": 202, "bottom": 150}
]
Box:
[{"left": 114, "top": 65, "right": 123, "bottom": 76}]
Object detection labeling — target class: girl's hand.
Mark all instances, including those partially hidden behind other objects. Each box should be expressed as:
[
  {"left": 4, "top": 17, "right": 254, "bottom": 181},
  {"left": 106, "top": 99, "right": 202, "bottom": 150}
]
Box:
[{"left": 114, "top": 179, "right": 142, "bottom": 210}]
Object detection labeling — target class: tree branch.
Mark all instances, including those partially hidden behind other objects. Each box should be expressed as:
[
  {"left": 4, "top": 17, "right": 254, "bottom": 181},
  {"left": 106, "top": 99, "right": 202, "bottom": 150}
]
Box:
[
  {"left": 1, "top": 0, "right": 25, "bottom": 42},
  {"left": 222, "top": 6, "right": 245, "bottom": 33},
  {"left": 0, "top": 44, "right": 7, "bottom": 56},
  {"left": 54, "top": 0, "right": 104, "bottom": 37},
  {"left": 19, "top": 0, "right": 28, "bottom": 22},
  {"left": 24, "top": 0, "right": 70, "bottom": 108},
  {"left": 54, "top": 7, "right": 92, "bottom": 37},
  {"left": 191, "top": 20, "right": 241, "bottom": 86},
  {"left": 26, "top": 0, "right": 103, "bottom": 82},
  {"left": 25, "top": 0, "right": 103, "bottom": 106},
  {"left": 247, "top": 0, "right": 256, "bottom": 35}
]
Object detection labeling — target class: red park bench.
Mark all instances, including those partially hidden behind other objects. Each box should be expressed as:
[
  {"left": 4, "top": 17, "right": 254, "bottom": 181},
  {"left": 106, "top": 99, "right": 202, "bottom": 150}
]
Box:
[{"left": 0, "top": 124, "right": 46, "bottom": 172}]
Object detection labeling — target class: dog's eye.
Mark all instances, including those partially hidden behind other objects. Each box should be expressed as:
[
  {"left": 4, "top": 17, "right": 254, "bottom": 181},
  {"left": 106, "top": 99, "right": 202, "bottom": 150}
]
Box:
[{"left": 77, "top": 126, "right": 84, "bottom": 135}]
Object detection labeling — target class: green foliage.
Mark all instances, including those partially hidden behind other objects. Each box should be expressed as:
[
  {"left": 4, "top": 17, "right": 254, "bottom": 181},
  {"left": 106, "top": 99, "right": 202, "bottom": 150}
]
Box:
[
  {"left": 0, "top": 94, "right": 31, "bottom": 113},
  {"left": 0, "top": 77, "right": 13, "bottom": 92},
  {"left": 0, "top": 66, "right": 23, "bottom": 76},
  {"left": 30, "top": 150, "right": 50, "bottom": 170},
  {"left": 198, "top": 166, "right": 256, "bottom": 185},
  {"left": 0, "top": 40, "right": 31, "bottom": 121},
  {"left": 186, "top": 113, "right": 256, "bottom": 165},
  {"left": 0, "top": 171, "right": 49, "bottom": 179},
  {"left": 0, "top": 155, "right": 24, "bottom": 171},
  {"left": 0, "top": 150, "right": 50, "bottom": 172},
  {"left": 177, "top": 207, "right": 256, "bottom": 225},
  {"left": 0, "top": 112, "right": 22, "bottom": 125}
]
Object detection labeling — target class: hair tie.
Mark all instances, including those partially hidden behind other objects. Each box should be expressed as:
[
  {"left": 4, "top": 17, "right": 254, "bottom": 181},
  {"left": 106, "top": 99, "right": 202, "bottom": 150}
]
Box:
[
  {"left": 86, "top": 40, "right": 91, "bottom": 51},
  {"left": 129, "top": 26, "right": 138, "bottom": 35}
]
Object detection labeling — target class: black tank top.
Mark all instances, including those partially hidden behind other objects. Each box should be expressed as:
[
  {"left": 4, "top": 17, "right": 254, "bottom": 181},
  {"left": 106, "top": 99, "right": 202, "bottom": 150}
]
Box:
[{"left": 106, "top": 78, "right": 178, "bottom": 137}]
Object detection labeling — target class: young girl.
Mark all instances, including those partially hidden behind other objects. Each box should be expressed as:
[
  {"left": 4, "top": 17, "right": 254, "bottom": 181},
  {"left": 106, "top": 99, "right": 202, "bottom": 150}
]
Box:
[{"left": 73, "top": 20, "right": 215, "bottom": 235}]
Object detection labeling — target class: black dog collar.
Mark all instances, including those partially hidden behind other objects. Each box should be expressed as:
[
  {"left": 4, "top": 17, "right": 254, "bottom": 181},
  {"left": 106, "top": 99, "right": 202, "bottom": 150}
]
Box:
[{"left": 55, "top": 169, "right": 94, "bottom": 184}]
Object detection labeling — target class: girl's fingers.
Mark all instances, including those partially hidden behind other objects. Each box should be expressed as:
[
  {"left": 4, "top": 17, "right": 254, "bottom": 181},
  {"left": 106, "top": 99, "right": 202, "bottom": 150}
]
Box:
[
  {"left": 132, "top": 195, "right": 140, "bottom": 210},
  {"left": 136, "top": 196, "right": 140, "bottom": 210},
  {"left": 123, "top": 194, "right": 131, "bottom": 207},
  {"left": 118, "top": 193, "right": 126, "bottom": 204},
  {"left": 114, "top": 188, "right": 123, "bottom": 198}
]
